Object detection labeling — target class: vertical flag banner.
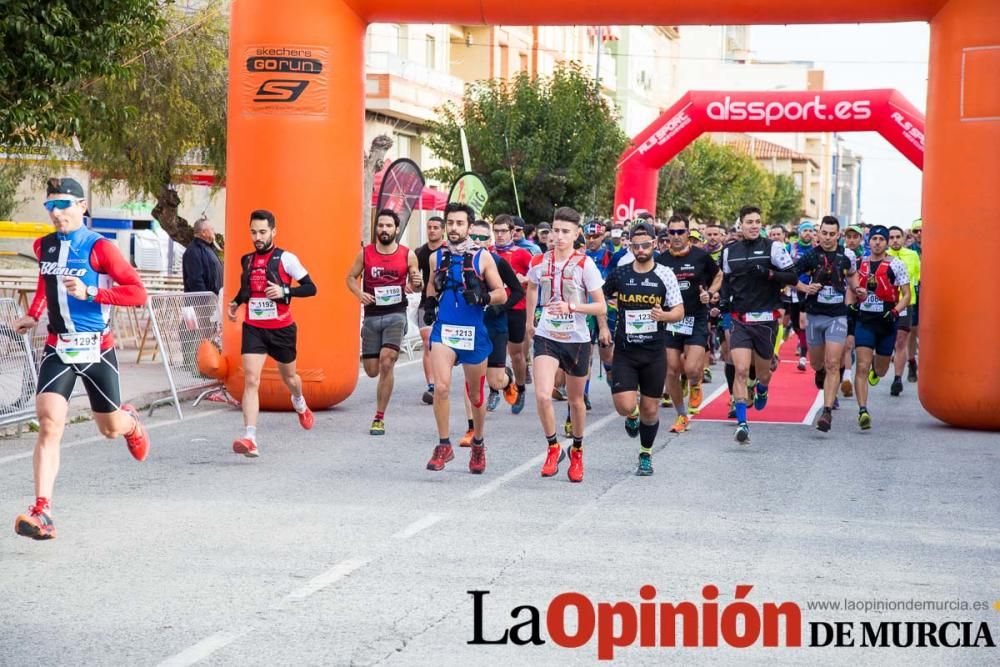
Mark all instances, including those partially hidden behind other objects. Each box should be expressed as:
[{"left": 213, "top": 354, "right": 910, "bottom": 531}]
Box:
[
  {"left": 447, "top": 172, "right": 489, "bottom": 218},
  {"left": 376, "top": 158, "right": 425, "bottom": 241}
]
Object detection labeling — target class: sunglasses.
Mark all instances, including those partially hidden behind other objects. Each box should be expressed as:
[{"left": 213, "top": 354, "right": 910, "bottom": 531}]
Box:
[
  {"left": 469, "top": 233, "right": 491, "bottom": 242},
  {"left": 43, "top": 199, "right": 81, "bottom": 212},
  {"left": 667, "top": 229, "right": 687, "bottom": 236},
  {"left": 631, "top": 241, "right": 654, "bottom": 250}
]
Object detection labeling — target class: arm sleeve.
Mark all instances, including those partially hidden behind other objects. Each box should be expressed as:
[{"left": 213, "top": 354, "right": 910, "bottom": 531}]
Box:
[
  {"left": 91, "top": 240, "right": 147, "bottom": 307},
  {"left": 496, "top": 257, "right": 523, "bottom": 309},
  {"left": 288, "top": 273, "right": 316, "bottom": 298},
  {"left": 26, "top": 237, "right": 47, "bottom": 320}
]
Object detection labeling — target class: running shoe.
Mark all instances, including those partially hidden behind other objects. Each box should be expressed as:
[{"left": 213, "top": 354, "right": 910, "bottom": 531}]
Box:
[
  {"left": 469, "top": 444, "right": 486, "bottom": 474},
  {"left": 121, "top": 404, "right": 149, "bottom": 462},
  {"left": 567, "top": 447, "right": 584, "bottom": 483},
  {"left": 703, "top": 367, "right": 713, "bottom": 383},
  {"left": 422, "top": 389, "right": 434, "bottom": 405},
  {"left": 734, "top": 422, "right": 751, "bottom": 444},
  {"left": 890, "top": 377, "right": 904, "bottom": 396},
  {"left": 232, "top": 438, "right": 259, "bottom": 458},
  {"left": 502, "top": 368, "right": 518, "bottom": 405},
  {"left": 552, "top": 387, "right": 567, "bottom": 401},
  {"left": 486, "top": 390, "right": 501, "bottom": 412},
  {"left": 814, "top": 367, "right": 826, "bottom": 390},
  {"left": 624, "top": 411, "right": 640, "bottom": 438},
  {"left": 753, "top": 383, "right": 768, "bottom": 411},
  {"left": 426, "top": 444, "right": 454, "bottom": 471},
  {"left": 14, "top": 502, "right": 55, "bottom": 540},
  {"left": 816, "top": 408, "right": 833, "bottom": 432},
  {"left": 841, "top": 378, "right": 854, "bottom": 397},
  {"left": 459, "top": 428, "right": 474, "bottom": 447},
  {"left": 369, "top": 419, "right": 385, "bottom": 436},
  {"left": 297, "top": 407, "right": 314, "bottom": 430},
  {"left": 727, "top": 397, "right": 737, "bottom": 419},
  {"left": 584, "top": 394, "right": 592, "bottom": 411},
  {"left": 688, "top": 385, "right": 703, "bottom": 413},
  {"left": 541, "top": 444, "right": 565, "bottom": 477},
  {"left": 660, "top": 394, "right": 673, "bottom": 408},
  {"left": 868, "top": 369, "right": 880, "bottom": 386},
  {"left": 858, "top": 410, "right": 872, "bottom": 430},
  {"left": 669, "top": 414, "right": 690, "bottom": 433},
  {"left": 635, "top": 453, "right": 654, "bottom": 476},
  {"left": 511, "top": 389, "right": 526, "bottom": 415},
  {"left": 907, "top": 360, "right": 918, "bottom": 383},
  {"left": 797, "top": 357, "right": 807, "bottom": 371},
  {"left": 563, "top": 417, "right": 573, "bottom": 437}
]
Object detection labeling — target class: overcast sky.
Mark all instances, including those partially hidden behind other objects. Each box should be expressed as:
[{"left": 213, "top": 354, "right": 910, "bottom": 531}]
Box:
[{"left": 750, "top": 22, "right": 929, "bottom": 226}]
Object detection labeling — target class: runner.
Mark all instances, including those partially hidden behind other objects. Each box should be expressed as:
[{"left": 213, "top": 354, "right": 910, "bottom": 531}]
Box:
[
  {"left": 415, "top": 215, "right": 444, "bottom": 404},
  {"left": 887, "top": 225, "right": 921, "bottom": 394},
  {"left": 603, "top": 222, "right": 684, "bottom": 475},
  {"left": 793, "top": 216, "right": 859, "bottom": 432},
  {"left": 905, "top": 218, "right": 922, "bottom": 382},
  {"left": 852, "top": 225, "right": 911, "bottom": 429},
  {"left": 491, "top": 214, "right": 533, "bottom": 414},
  {"left": 423, "top": 203, "right": 507, "bottom": 473},
  {"left": 12, "top": 177, "right": 149, "bottom": 540},
  {"left": 228, "top": 209, "right": 317, "bottom": 457},
  {"left": 789, "top": 221, "right": 816, "bottom": 371},
  {"left": 524, "top": 207, "right": 608, "bottom": 482},
  {"left": 720, "top": 206, "right": 798, "bottom": 444},
  {"left": 840, "top": 224, "right": 866, "bottom": 398},
  {"left": 583, "top": 220, "right": 616, "bottom": 394},
  {"left": 512, "top": 216, "right": 542, "bottom": 255},
  {"left": 703, "top": 224, "right": 725, "bottom": 264},
  {"left": 656, "top": 214, "right": 722, "bottom": 432},
  {"left": 347, "top": 208, "right": 422, "bottom": 435}
]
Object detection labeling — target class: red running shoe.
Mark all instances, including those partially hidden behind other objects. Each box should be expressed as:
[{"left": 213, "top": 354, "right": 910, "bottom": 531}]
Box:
[
  {"left": 567, "top": 447, "right": 584, "bottom": 483},
  {"left": 426, "top": 444, "right": 454, "bottom": 471},
  {"left": 14, "top": 502, "right": 55, "bottom": 540},
  {"left": 121, "top": 404, "right": 149, "bottom": 461},
  {"left": 540, "top": 444, "right": 565, "bottom": 477},
  {"left": 469, "top": 444, "right": 486, "bottom": 474},
  {"left": 297, "top": 407, "right": 314, "bottom": 430},
  {"left": 232, "top": 438, "right": 259, "bottom": 458}
]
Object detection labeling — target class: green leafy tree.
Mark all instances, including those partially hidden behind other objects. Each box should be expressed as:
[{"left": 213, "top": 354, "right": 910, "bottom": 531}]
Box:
[
  {"left": 0, "top": 1, "right": 165, "bottom": 145},
  {"left": 76, "top": 3, "right": 227, "bottom": 246},
  {"left": 0, "top": 159, "right": 29, "bottom": 219},
  {"left": 657, "top": 138, "right": 775, "bottom": 224},
  {"left": 425, "top": 63, "right": 628, "bottom": 222},
  {"left": 766, "top": 173, "right": 803, "bottom": 227}
]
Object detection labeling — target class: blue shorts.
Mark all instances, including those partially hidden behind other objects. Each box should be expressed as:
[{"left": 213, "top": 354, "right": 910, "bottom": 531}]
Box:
[
  {"left": 430, "top": 322, "right": 492, "bottom": 365},
  {"left": 720, "top": 313, "right": 733, "bottom": 332},
  {"left": 854, "top": 317, "right": 897, "bottom": 357}
]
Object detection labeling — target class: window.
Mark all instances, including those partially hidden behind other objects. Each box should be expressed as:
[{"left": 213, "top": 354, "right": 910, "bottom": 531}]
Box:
[{"left": 426, "top": 35, "right": 436, "bottom": 69}]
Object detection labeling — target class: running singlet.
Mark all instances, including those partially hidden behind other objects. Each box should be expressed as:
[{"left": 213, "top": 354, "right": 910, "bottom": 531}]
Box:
[
  {"left": 655, "top": 246, "right": 719, "bottom": 317},
  {"left": 527, "top": 251, "right": 604, "bottom": 344},
  {"left": 28, "top": 226, "right": 147, "bottom": 350},
  {"left": 603, "top": 263, "right": 683, "bottom": 351},
  {"left": 241, "top": 248, "right": 308, "bottom": 329},
  {"left": 435, "top": 247, "right": 487, "bottom": 327},
  {"left": 363, "top": 244, "right": 409, "bottom": 316}
]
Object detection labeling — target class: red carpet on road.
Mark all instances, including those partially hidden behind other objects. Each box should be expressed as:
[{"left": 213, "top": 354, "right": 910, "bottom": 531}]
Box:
[{"left": 694, "top": 336, "right": 822, "bottom": 424}]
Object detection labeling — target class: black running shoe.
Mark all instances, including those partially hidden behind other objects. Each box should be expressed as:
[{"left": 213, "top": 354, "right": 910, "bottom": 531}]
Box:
[
  {"left": 816, "top": 408, "right": 832, "bottom": 432},
  {"left": 890, "top": 377, "right": 904, "bottom": 396}
]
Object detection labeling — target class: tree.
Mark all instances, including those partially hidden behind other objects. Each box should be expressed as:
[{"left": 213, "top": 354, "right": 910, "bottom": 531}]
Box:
[
  {"left": 657, "top": 138, "right": 775, "bottom": 224},
  {"left": 0, "top": 159, "right": 29, "bottom": 220},
  {"left": 0, "top": 1, "right": 165, "bottom": 146},
  {"left": 766, "top": 173, "right": 803, "bottom": 227},
  {"left": 425, "top": 63, "right": 628, "bottom": 222},
  {"left": 76, "top": 3, "right": 228, "bottom": 246}
]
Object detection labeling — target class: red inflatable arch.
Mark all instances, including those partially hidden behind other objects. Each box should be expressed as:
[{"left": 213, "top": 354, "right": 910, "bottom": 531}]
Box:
[
  {"left": 613, "top": 89, "right": 925, "bottom": 222},
  {"left": 224, "top": 0, "right": 1000, "bottom": 430}
]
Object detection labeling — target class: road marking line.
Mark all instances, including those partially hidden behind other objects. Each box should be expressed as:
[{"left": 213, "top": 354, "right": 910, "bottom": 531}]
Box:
[
  {"left": 802, "top": 390, "right": 825, "bottom": 425},
  {"left": 0, "top": 408, "right": 226, "bottom": 467},
  {"left": 156, "top": 629, "right": 247, "bottom": 667},
  {"left": 393, "top": 512, "right": 447, "bottom": 539},
  {"left": 282, "top": 557, "right": 370, "bottom": 603}
]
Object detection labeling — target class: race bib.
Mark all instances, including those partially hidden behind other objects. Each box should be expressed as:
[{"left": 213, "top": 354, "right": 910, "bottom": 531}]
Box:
[
  {"left": 441, "top": 324, "right": 475, "bottom": 350},
  {"left": 859, "top": 294, "right": 884, "bottom": 313},
  {"left": 540, "top": 310, "right": 579, "bottom": 337},
  {"left": 248, "top": 297, "right": 278, "bottom": 320},
  {"left": 625, "top": 309, "right": 657, "bottom": 335},
  {"left": 374, "top": 285, "right": 402, "bottom": 306},
  {"left": 744, "top": 311, "right": 774, "bottom": 323},
  {"left": 55, "top": 332, "right": 101, "bottom": 364},
  {"left": 817, "top": 286, "right": 844, "bottom": 305},
  {"left": 667, "top": 315, "right": 695, "bottom": 336}
]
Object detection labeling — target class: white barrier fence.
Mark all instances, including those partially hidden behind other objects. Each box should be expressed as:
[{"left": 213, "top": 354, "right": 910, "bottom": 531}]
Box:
[{"left": 0, "top": 298, "right": 38, "bottom": 428}]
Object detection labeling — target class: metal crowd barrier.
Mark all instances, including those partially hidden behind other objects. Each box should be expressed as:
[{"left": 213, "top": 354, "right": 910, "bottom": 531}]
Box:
[
  {"left": 0, "top": 298, "right": 38, "bottom": 428},
  {"left": 145, "top": 291, "right": 223, "bottom": 419}
]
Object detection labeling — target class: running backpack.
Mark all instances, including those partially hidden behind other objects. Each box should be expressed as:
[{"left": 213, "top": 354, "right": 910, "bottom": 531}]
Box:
[
  {"left": 238, "top": 247, "right": 291, "bottom": 305},
  {"left": 857, "top": 258, "right": 897, "bottom": 305},
  {"left": 433, "top": 248, "right": 484, "bottom": 295},
  {"left": 533, "top": 250, "right": 589, "bottom": 305}
]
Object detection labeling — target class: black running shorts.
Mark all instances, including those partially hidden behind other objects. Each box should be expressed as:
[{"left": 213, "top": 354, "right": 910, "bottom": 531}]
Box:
[
  {"left": 664, "top": 313, "right": 710, "bottom": 350},
  {"left": 242, "top": 322, "right": 297, "bottom": 364},
  {"left": 487, "top": 327, "right": 509, "bottom": 368},
  {"left": 730, "top": 320, "right": 779, "bottom": 360},
  {"left": 36, "top": 345, "right": 122, "bottom": 413},
  {"left": 533, "top": 336, "right": 591, "bottom": 377},
  {"left": 506, "top": 309, "right": 527, "bottom": 345},
  {"left": 611, "top": 346, "right": 666, "bottom": 398}
]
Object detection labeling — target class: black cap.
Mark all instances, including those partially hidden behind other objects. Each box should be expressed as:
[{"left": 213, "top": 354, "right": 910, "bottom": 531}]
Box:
[
  {"left": 869, "top": 225, "right": 890, "bottom": 241},
  {"left": 630, "top": 221, "right": 656, "bottom": 239},
  {"left": 511, "top": 216, "right": 525, "bottom": 229},
  {"left": 46, "top": 177, "right": 85, "bottom": 199},
  {"left": 536, "top": 222, "right": 551, "bottom": 231}
]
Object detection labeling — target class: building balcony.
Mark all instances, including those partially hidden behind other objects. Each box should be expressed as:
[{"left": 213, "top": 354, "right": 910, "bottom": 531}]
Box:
[{"left": 365, "top": 51, "right": 465, "bottom": 124}]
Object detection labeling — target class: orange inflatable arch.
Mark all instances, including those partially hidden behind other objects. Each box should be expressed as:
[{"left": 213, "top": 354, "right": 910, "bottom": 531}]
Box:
[{"left": 224, "top": 0, "right": 1000, "bottom": 430}]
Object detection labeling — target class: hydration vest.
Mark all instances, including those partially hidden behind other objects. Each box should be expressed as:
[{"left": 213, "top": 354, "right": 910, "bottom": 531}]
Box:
[
  {"left": 535, "top": 250, "right": 589, "bottom": 305},
  {"left": 239, "top": 247, "right": 290, "bottom": 305},
  {"left": 857, "top": 258, "right": 897, "bottom": 305},
  {"left": 433, "top": 247, "right": 484, "bottom": 296}
]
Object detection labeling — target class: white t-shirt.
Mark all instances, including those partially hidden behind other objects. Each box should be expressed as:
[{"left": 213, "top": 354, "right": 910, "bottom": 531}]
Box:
[{"left": 527, "top": 251, "right": 605, "bottom": 344}]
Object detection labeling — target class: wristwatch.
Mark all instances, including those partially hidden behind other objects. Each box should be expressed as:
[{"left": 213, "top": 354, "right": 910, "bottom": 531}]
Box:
[
  {"left": 568, "top": 303, "right": 576, "bottom": 314},
  {"left": 283, "top": 286, "right": 290, "bottom": 297},
  {"left": 85, "top": 285, "right": 99, "bottom": 302}
]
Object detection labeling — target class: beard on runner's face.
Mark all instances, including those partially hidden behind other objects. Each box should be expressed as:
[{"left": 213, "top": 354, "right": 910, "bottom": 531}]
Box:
[{"left": 377, "top": 231, "right": 394, "bottom": 244}]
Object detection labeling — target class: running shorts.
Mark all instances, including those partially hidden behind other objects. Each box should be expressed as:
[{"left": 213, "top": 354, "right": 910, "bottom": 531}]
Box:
[
  {"left": 507, "top": 309, "right": 527, "bottom": 345},
  {"left": 611, "top": 346, "right": 666, "bottom": 398},
  {"left": 36, "top": 344, "right": 121, "bottom": 413},
  {"left": 533, "top": 336, "right": 591, "bottom": 377},
  {"left": 729, "top": 320, "right": 779, "bottom": 360},
  {"left": 487, "top": 326, "right": 509, "bottom": 368},
  {"left": 854, "top": 318, "right": 898, "bottom": 357},
  {"left": 805, "top": 314, "right": 849, "bottom": 347},
  {"left": 361, "top": 311, "right": 408, "bottom": 359},
  {"left": 910, "top": 301, "right": 919, "bottom": 328},
  {"left": 430, "top": 321, "right": 492, "bottom": 366},
  {"left": 664, "top": 313, "right": 710, "bottom": 350},
  {"left": 895, "top": 308, "right": 912, "bottom": 332},
  {"left": 242, "top": 322, "right": 297, "bottom": 364}
]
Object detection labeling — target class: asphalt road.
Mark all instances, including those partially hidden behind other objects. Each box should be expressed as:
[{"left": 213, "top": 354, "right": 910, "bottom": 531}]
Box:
[{"left": 1, "top": 355, "right": 998, "bottom": 666}]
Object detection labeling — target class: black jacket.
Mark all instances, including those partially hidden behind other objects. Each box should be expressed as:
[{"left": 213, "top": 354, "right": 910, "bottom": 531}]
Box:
[{"left": 182, "top": 238, "right": 223, "bottom": 294}]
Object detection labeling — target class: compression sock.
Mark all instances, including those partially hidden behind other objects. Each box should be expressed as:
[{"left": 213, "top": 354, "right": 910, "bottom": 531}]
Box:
[
  {"left": 734, "top": 400, "right": 748, "bottom": 424},
  {"left": 639, "top": 420, "right": 659, "bottom": 453},
  {"left": 725, "top": 363, "right": 736, "bottom": 393}
]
